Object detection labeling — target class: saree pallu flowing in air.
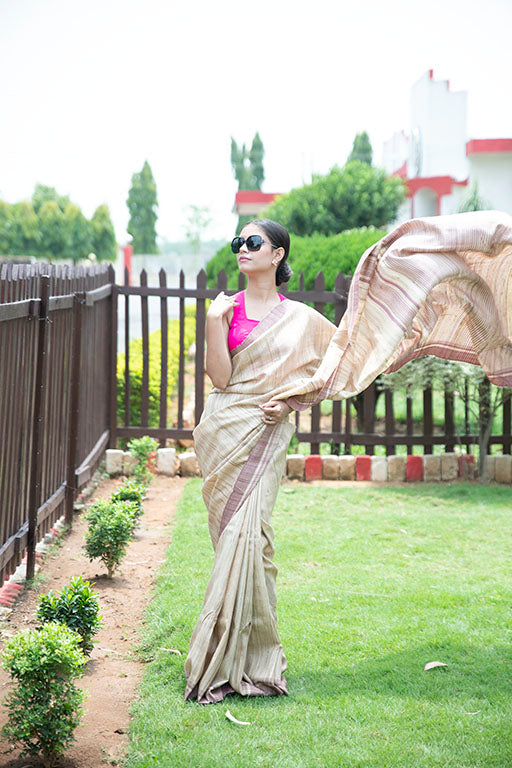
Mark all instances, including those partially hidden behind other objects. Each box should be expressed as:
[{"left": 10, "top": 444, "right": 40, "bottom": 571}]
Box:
[{"left": 185, "top": 210, "right": 512, "bottom": 704}]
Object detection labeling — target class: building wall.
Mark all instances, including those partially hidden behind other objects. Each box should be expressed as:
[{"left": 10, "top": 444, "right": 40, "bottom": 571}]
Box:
[
  {"left": 469, "top": 154, "right": 512, "bottom": 213},
  {"left": 409, "top": 71, "right": 468, "bottom": 180},
  {"left": 382, "top": 130, "right": 408, "bottom": 175}
]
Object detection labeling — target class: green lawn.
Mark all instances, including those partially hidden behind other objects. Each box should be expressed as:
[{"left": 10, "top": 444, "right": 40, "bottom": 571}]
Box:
[{"left": 126, "top": 481, "right": 512, "bottom": 768}]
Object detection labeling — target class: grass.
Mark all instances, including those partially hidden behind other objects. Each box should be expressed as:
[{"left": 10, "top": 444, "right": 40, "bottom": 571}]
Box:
[{"left": 125, "top": 481, "right": 512, "bottom": 768}]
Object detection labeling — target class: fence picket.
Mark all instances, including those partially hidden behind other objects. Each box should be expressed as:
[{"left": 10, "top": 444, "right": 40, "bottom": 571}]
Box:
[
  {"left": 124, "top": 266, "right": 131, "bottom": 426},
  {"left": 178, "top": 271, "right": 185, "bottom": 430},
  {"left": 159, "top": 269, "right": 168, "bottom": 446},
  {"left": 423, "top": 388, "right": 433, "bottom": 455},
  {"left": 140, "top": 269, "right": 149, "bottom": 427},
  {"left": 385, "top": 390, "right": 395, "bottom": 456},
  {"left": 195, "top": 270, "right": 207, "bottom": 425}
]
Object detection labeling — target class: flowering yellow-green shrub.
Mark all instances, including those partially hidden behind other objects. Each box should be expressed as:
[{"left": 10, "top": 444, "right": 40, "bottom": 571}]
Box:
[{"left": 117, "top": 307, "right": 196, "bottom": 427}]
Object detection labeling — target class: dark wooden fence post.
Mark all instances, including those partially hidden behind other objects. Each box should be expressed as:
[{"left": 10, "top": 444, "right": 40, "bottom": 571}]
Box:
[
  {"left": 177, "top": 270, "right": 185, "bottom": 430},
  {"left": 109, "top": 265, "right": 118, "bottom": 449},
  {"left": 26, "top": 275, "right": 50, "bottom": 580},
  {"left": 195, "top": 270, "right": 207, "bottom": 425},
  {"left": 64, "top": 291, "right": 85, "bottom": 525},
  {"left": 158, "top": 269, "right": 168, "bottom": 447}
]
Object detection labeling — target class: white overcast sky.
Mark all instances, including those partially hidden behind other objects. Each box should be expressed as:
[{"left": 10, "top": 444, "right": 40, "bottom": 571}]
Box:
[{"left": 1, "top": 0, "right": 511, "bottom": 243}]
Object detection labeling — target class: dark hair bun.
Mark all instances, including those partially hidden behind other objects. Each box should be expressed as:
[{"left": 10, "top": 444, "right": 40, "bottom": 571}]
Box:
[{"left": 276, "top": 260, "right": 293, "bottom": 286}]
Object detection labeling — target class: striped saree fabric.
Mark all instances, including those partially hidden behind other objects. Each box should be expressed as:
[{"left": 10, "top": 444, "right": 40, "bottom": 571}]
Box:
[
  {"left": 281, "top": 210, "right": 512, "bottom": 409},
  {"left": 185, "top": 210, "right": 512, "bottom": 704}
]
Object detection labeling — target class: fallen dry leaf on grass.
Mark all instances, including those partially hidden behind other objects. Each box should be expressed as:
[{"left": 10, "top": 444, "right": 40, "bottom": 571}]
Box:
[
  {"left": 159, "top": 647, "right": 182, "bottom": 655},
  {"left": 225, "top": 709, "right": 251, "bottom": 725},
  {"left": 424, "top": 661, "right": 448, "bottom": 671}
]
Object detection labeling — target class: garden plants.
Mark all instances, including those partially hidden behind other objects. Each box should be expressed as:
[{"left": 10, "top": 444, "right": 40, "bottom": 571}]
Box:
[
  {"left": 83, "top": 500, "right": 135, "bottom": 578},
  {"left": 127, "top": 435, "right": 159, "bottom": 484},
  {"left": 36, "top": 575, "right": 103, "bottom": 655},
  {"left": 1, "top": 622, "right": 86, "bottom": 768},
  {"left": 111, "top": 480, "right": 147, "bottom": 509}
]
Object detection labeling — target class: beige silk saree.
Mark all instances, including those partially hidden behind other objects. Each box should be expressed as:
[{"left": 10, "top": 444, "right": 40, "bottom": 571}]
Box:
[{"left": 185, "top": 210, "right": 512, "bottom": 704}]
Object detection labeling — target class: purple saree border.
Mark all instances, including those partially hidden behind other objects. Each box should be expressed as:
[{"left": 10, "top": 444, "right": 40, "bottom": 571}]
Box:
[
  {"left": 231, "top": 299, "right": 289, "bottom": 358},
  {"left": 186, "top": 676, "right": 289, "bottom": 704},
  {"left": 218, "top": 423, "right": 280, "bottom": 538}
]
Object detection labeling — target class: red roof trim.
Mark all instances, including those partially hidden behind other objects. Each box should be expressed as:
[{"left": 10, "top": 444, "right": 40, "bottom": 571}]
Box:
[
  {"left": 235, "top": 190, "right": 278, "bottom": 204},
  {"left": 466, "top": 139, "right": 512, "bottom": 155},
  {"left": 405, "top": 176, "right": 468, "bottom": 197},
  {"left": 392, "top": 161, "right": 408, "bottom": 179}
]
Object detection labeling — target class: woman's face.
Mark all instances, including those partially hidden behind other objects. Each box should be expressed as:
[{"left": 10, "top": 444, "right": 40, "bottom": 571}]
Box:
[{"left": 236, "top": 223, "right": 280, "bottom": 279}]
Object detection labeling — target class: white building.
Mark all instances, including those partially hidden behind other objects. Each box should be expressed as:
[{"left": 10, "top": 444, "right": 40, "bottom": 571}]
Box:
[{"left": 382, "top": 69, "right": 512, "bottom": 221}]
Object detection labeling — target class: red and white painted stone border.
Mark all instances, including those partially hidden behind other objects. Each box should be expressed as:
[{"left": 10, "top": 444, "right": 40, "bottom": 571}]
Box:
[{"left": 105, "top": 449, "right": 512, "bottom": 484}]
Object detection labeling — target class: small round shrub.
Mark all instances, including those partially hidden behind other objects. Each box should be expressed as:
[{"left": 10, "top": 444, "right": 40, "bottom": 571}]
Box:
[
  {"left": 127, "top": 436, "right": 159, "bottom": 484},
  {"left": 111, "top": 481, "right": 146, "bottom": 512},
  {"left": 1, "top": 622, "right": 86, "bottom": 768},
  {"left": 83, "top": 502, "right": 134, "bottom": 578},
  {"left": 37, "top": 576, "right": 103, "bottom": 655}
]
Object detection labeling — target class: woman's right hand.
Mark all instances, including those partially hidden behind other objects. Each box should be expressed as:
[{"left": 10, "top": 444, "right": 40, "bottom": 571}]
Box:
[{"left": 207, "top": 291, "right": 238, "bottom": 320}]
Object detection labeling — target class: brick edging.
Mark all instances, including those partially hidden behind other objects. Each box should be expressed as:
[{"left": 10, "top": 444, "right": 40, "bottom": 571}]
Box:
[{"left": 105, "top": 449, "right": 512, "bottom": 484}]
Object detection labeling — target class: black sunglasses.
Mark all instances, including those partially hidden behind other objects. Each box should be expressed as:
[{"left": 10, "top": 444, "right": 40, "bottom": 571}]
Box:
[{"left": 231, "top": 235, "right": 270, "bottom": 254}]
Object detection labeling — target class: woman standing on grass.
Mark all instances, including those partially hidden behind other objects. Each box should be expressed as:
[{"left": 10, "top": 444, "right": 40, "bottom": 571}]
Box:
[
  {"left": 185, "top": 211, "right": 512, "bottom": 704},
  {"left": 184, "top": 219, "right": 337, "bottom": 703}
]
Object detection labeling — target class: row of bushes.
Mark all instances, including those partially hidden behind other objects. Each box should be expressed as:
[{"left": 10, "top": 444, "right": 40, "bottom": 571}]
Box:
[
  {"left": 117, "top": 309, "right": 196, "bottom": 427},
  {"left": 1, "top": 437, "right": 157, "bottom": 766}
]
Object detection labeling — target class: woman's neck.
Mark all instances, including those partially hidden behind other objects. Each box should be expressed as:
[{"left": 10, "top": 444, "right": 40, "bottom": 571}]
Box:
[{"left": 245, "top": 276, "right": 278, "bottom": 304}]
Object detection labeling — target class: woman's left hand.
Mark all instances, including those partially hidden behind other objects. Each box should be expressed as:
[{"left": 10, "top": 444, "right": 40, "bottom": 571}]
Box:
[{"left": 259, "top": 400, "right": 292, "bottom": 425}]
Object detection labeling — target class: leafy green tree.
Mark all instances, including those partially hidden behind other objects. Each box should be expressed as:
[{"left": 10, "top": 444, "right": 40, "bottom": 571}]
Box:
[
  {"left": 63, "top": 203, "right": 91, "bottom": 263},
  {"left": 347, "top": 131, "right": 373, "bottom": 165},
  {"left": 0, "top": 200, "right": 14, "bottom": 254},
  {"left": 264, "top": 161, "right": 405, "bottom": 236},
  {"left": 457, "top": 180, "right": 491, "bottom": 213},
  {"left": 126, "top": 160, "right": 158, "bottom": 254},
  {"left": 11, "top": 201, "right": 39, "bottom": 255},
  {"left": 90, "top": 204, "right": 117, "bottom": 261},
  {"left": 37, "top": 201, "right": 66, "bottom": 260},
  {"left": 32, "top": 184, "right": 70, "bottom": 214}
]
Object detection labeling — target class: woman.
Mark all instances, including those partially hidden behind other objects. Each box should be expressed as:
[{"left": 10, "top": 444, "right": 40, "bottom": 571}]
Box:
[
  {"left": 185, "top": 211, "right": 512, "bottom": 704},
  {"left": 184, "top": 219, "right": 337, "bottom": 704}
]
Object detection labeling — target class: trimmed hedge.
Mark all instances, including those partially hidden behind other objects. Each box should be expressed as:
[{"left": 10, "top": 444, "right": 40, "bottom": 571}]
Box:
[{"left": 117, "top": 307, "right": 196, "bottom": 427}]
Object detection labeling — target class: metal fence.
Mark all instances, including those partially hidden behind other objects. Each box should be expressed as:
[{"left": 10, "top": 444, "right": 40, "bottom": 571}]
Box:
[
  {"left": 114, "top": 268, "right": 512, "bottom": 455},
  {"left": 1, "top": 262, "right": 511, "bottom": 588},
  {"left": 0, "top": 262, "right": 115, "bottom": 585}
]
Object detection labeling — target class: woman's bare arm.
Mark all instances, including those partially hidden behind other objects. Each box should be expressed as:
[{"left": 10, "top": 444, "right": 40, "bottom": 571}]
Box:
[{"left": 205, "top": 292, "right": 237, "bottom": 389}]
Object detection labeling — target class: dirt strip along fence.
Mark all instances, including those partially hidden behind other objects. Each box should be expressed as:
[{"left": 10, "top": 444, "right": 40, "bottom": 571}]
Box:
[
  {"left": 114, "top": 267, "right": 512, "bottom": 456},
  {"left": 0, "top": 262, "right": 115, "bottom": 587}
]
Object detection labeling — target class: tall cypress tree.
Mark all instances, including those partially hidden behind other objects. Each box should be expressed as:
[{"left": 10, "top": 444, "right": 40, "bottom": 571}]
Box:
[
  {"left": 347, "top": 131, "right": 373, "bottom": 165},
  {"left": 126, "top": 160, "right": 158, "bottom": 254},
  {"left": 249, "top": 132, "right": 264, "bottom": 189},
  {"left": 231, "top": 133, "right": 265, "bottom": 233}
]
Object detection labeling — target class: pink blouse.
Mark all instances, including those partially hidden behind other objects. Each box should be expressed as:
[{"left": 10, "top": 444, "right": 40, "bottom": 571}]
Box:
[{"left": 228, "top": 291, "right": 286, "bottom": 351}]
